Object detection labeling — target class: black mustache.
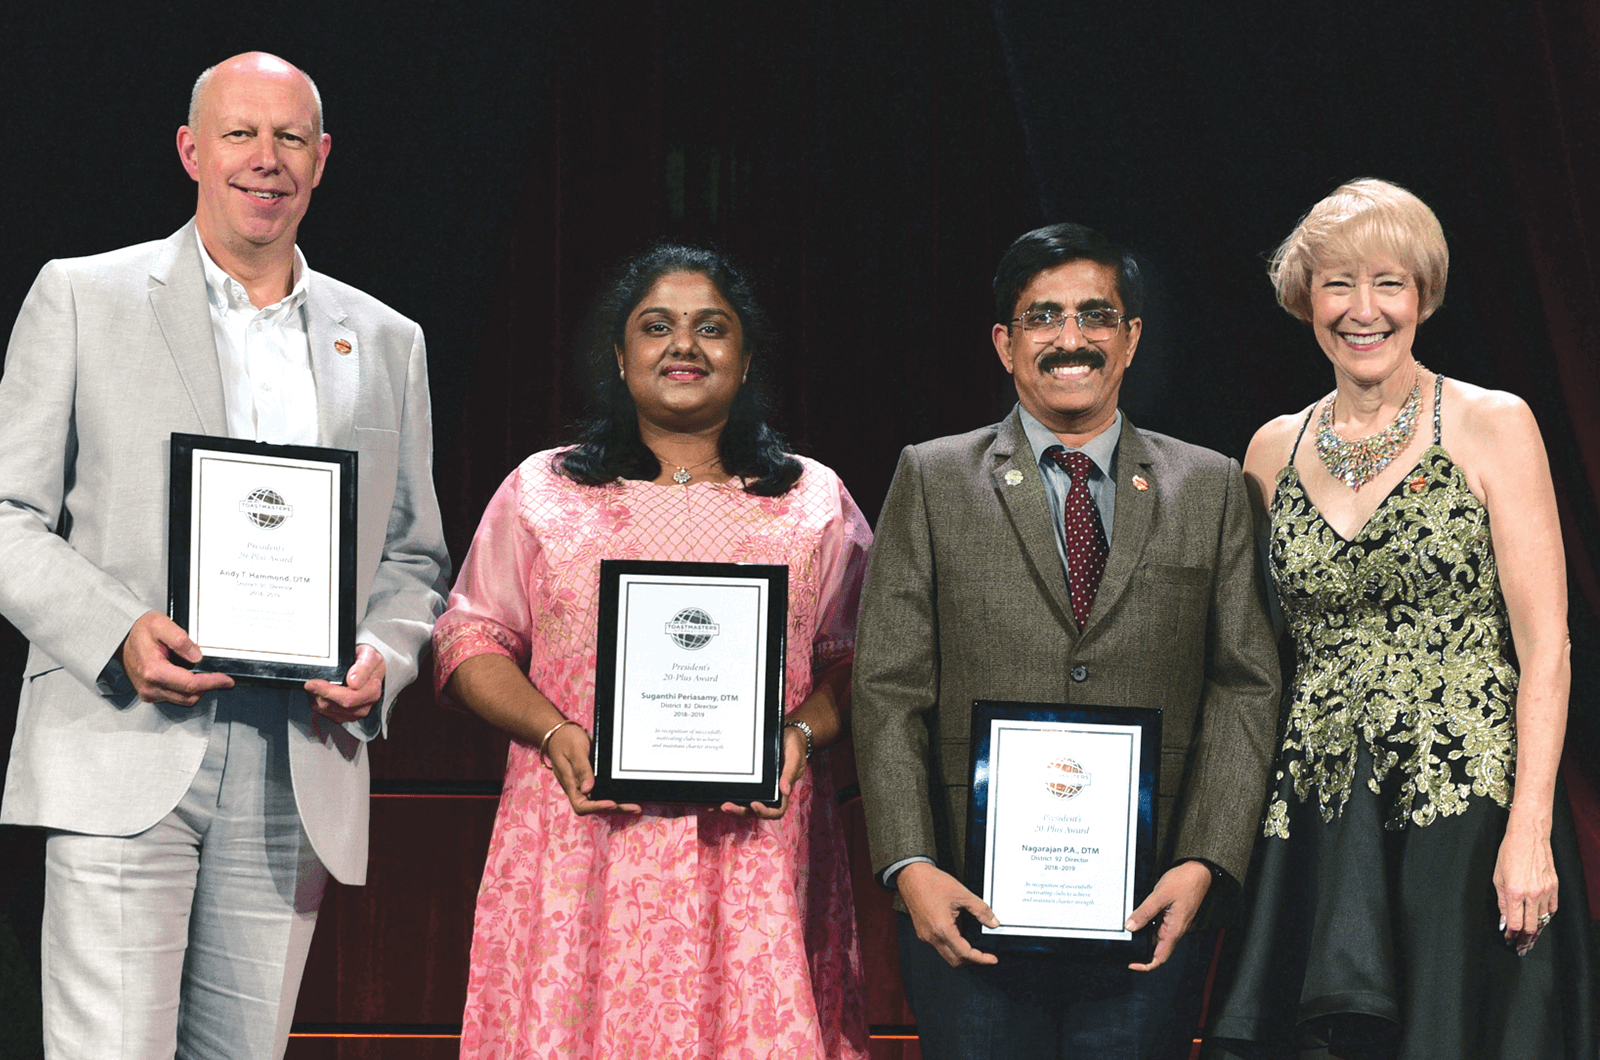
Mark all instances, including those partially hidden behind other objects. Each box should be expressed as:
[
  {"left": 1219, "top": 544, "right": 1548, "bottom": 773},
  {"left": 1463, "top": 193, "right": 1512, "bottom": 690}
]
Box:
[{"left": 1037, "top": 348, "right": 1106, "bottom": 372}]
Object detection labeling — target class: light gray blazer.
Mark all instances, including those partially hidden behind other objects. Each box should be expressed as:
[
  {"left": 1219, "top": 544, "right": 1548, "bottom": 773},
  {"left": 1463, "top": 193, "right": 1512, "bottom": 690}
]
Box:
[
  {"left": 0, "top": 222, "right": 450, "bottom": 884},
  {"left": 853, "top": 406, "right": 1280, "bottom": 893}
]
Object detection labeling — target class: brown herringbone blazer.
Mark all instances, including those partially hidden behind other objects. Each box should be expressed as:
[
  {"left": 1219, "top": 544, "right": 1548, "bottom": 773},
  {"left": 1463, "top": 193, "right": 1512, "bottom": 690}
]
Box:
[{"left": 853, "top": 407, "right": 1280, "bottom": 893}]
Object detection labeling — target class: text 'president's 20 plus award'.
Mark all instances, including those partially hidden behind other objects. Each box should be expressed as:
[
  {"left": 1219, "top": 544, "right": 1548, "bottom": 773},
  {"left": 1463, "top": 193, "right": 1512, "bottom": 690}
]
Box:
[
  {"left": 964, "top": 701, "right": 1160, "bottom": 960},
  {"left": 591, "top": 560, "right": 787, "bottom": 804},
  {"left": 168, "top": 434, "right": 357, "bottom": 684}
]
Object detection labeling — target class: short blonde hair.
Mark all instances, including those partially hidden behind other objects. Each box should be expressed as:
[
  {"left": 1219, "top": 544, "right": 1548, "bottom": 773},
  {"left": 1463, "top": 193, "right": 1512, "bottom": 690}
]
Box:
[{"left": 1269, "top": 178, "right": 1448, "bottom": 323}]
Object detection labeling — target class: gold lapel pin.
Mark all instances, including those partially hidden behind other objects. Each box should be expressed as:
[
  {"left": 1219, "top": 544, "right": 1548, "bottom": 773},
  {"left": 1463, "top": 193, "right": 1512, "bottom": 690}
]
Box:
[
  {"left": 1004, "top": 469, "right": 1024, "bottom": 486},
  {"left": 334, "top": 339, "right": 352, "bottom": 355},
  {"left": 1131, "top": 475, "right": 1150, "bottom": 492}
]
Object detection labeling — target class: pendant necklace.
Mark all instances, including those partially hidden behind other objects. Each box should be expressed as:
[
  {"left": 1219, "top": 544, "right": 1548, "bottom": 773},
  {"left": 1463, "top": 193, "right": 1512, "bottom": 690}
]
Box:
[
  {"left": 663, "top": 452, "right": 721, "bottom": 485},
  {"left": 1315, "top": 364, "right": 1425, "bottom": 492}
]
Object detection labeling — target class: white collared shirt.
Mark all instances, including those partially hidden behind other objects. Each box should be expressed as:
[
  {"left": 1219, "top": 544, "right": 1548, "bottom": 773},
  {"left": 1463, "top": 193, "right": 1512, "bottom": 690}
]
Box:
[{"left": 197, "top": 240, "right": 320, "bottom": 445}]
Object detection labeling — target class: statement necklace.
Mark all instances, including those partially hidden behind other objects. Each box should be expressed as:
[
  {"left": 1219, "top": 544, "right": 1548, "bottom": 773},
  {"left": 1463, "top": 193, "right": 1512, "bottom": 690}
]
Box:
[{"left": 1315, "top": 365, "right": 1425, "bottom": 492}]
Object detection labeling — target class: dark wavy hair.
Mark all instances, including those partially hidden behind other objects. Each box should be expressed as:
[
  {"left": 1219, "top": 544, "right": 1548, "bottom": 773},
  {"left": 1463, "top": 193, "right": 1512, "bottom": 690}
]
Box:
[
  {"left": 555, "top": 244, "right": 802, "bottom": 496},
  {"left": 993, "top": 222, "right": 1146, "bottom": 324}
]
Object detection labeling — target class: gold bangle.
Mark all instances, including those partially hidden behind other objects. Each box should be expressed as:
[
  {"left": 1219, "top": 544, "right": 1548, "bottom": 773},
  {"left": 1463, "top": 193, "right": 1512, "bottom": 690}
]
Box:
[{"left": 538, "top": 719, "right": 582, "bottom": 769}]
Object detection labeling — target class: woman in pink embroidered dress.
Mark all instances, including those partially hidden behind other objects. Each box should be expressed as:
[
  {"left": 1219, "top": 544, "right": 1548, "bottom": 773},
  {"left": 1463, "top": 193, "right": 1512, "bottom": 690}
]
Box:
[{"left": 435, "top": 245, "right": 872, "bottom": 1060}]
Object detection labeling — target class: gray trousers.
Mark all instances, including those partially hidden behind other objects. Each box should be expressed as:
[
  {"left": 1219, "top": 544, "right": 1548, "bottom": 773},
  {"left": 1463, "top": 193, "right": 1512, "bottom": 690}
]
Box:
[{"left": 42, "top": 692, "right": 330, "bottom": 1059}]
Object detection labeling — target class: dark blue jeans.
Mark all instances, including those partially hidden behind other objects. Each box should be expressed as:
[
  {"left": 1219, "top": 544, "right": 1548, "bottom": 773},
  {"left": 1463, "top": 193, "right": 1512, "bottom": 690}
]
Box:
[{"left": 897, "top": 912, "right": 1213, "bottom": 1060}]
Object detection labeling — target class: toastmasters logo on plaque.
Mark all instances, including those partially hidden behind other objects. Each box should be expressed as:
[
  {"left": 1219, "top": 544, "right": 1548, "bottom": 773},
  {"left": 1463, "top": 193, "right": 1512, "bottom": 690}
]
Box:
[
  {"left": 665, "top": 607, "right": 721, "bottom": 650},
  {"left": 240, "top": 488, "right": 293, "bottom": 528},
  {"left": 168, "top": 434, "right": 358, "bottom": 685},
  {"left": 1044, "top": 757, "right": 1093, "bottom": 800},
  {"left": 591, "top": 560, "right": 787, "bottom": 805}
]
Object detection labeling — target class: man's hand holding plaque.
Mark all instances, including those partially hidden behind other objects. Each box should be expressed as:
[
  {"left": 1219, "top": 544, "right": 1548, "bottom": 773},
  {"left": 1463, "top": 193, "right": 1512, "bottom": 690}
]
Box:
[
  {"left": 1124, "top": 859, "right": 1212, "bottom": 972},
  {"left": 118, "top": 611, "right": 236, "bottom": 706},
  {"left": 899, "top": 862, "right": 1001, "bottom": 968},
  {"left": 305, "top": 644, "right": 386, "bottom": 723}
]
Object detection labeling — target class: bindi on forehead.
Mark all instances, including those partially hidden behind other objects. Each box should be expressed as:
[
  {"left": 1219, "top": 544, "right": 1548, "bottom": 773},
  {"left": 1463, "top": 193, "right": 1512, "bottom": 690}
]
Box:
[{"left": 635, "top": 305, "right": 731, "bottom": 319}]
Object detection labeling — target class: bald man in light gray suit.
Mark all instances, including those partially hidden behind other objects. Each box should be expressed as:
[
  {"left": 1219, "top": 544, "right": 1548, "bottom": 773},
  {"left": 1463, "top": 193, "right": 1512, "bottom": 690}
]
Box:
[{"left": 0, "top": 53, "right": 449, "bottom": 1059}]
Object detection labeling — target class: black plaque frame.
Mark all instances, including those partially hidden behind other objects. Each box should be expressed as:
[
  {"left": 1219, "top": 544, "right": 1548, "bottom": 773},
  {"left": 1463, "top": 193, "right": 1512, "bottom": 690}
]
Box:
[
  {"left": 591, "top": 559, "right": 787, "bottom": 805},
  {"left": 168, "top": 433, "right": 358, "bottom": 685},
  {"left": 963, "top": 700, "right": 1161, "bottom": 960}
]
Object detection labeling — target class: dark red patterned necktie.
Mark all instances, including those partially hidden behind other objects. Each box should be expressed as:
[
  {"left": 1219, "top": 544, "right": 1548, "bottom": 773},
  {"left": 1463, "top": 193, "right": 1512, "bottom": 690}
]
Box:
[{"left": 1047, "top": 447, "right": 1109, "bottom": 630}]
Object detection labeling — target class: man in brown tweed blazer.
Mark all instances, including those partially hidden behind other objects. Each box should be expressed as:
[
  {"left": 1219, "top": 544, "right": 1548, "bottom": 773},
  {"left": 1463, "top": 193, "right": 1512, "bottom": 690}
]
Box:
[{"left": 854, "top": 223, "right": 1280, "bottom": 1060}]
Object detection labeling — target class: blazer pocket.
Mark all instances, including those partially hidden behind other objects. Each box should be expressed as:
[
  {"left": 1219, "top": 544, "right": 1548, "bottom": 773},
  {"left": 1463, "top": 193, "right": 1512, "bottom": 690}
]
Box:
[
  {"left": 1141, "top": 562, "right": 1211, "bottom": 588},
  {"left": 1137, "top": 565, "right": 1212, "bottom": 670},
  {"left": 24, "top": 644, "right": 63, "bottom": 681},
  {"left": 354, "top": 426, "right": 400, "bottom": 454}
]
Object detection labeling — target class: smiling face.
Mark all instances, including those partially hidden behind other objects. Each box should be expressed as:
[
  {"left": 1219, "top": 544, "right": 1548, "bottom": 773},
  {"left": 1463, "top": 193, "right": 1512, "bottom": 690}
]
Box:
[
  {"left": 178, "top": 53, "right": 330, "bottom": 266},
  {"left": 617, "top": 271, "right": 750, "bottom": 435},
  {"left": 991, "top": 259, "right": 1140, "bottom": 444},
  {"left": 1309, "top": 256, "right": 1419, "bottom": 384}
]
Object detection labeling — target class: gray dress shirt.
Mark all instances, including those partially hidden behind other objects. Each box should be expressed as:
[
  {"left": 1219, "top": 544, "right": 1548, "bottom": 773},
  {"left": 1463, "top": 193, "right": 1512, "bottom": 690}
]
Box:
[{"left": 1018, "top": 406, "right": 1121, "bottom": 588}]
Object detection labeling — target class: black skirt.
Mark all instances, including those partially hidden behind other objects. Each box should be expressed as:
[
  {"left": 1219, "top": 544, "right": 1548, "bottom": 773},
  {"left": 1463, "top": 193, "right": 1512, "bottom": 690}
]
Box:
[{"left": 1206, "top": 746, "right": 1596, "bottom": 1060}]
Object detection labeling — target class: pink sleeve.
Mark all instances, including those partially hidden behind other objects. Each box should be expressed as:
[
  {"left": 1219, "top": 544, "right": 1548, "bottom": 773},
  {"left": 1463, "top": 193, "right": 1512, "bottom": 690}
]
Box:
[
  {"left": 811, "top": 472, "right": 874, "bottom": 672},
  {"left": 432, "top": 466, "right": 539, "bottom": 703}
]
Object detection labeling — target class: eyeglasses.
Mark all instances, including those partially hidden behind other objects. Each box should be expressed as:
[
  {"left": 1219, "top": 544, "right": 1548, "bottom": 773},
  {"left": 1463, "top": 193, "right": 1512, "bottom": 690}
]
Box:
[{"left": 1011, "top": 307, "right": 1127, "bottom": 342}]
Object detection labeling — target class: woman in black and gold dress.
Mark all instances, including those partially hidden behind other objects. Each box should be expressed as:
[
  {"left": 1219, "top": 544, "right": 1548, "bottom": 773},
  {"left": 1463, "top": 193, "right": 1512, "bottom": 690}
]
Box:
[{"left": 1206, "top": 179, "right": 1594, "bottom": 1060}]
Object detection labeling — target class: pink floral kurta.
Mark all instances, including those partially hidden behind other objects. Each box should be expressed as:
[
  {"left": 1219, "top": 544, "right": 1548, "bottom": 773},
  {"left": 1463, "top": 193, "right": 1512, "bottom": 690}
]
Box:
[{"left": 435, "top": 451, "right": 872, "bottom": 1060}]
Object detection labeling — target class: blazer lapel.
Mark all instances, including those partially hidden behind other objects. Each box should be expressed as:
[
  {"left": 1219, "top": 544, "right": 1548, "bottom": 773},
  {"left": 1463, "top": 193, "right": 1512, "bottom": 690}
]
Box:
[
  {"left": 147, "top": 223, "right": 227, "bottom": 436},
  {"left": 1084, "top": 415, "right": 1155, "bottom": 635},
  {"left": 305, "top": 277, "right": 359, "bottom": 450},
  {"left": 990, "top": 407, "right": 1078, "bottom": 636}
]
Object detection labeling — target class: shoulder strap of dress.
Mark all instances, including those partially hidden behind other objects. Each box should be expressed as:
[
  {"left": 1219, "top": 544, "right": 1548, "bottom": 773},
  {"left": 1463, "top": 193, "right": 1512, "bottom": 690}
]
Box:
[
  {"left": 1288, "top": 400, "right": 1318, "bottom": 463},
  {"left": 1432, "top": 373, "right": 1444, "bottom": 445}
]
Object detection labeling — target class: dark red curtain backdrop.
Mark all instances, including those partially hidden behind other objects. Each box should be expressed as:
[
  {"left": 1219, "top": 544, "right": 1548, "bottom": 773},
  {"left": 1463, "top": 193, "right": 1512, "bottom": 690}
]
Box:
[
  {"left": 1, "top": 2, "right": 1598, "bottom": 1058},
  {"left": 1475, "top": 0, "right": 1600, "bottom": 911},
  {"left": 435, "top": 2, "right": 1038, "bottom": 547}
]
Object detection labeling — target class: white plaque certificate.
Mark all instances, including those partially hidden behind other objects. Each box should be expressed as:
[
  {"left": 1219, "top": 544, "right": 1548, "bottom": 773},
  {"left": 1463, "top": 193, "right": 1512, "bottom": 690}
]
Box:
[
  {"left": 964, "top": 701, "right": 1160, "bottom": 958},
  {"left": 168, "top": 434, "right": 358, "bottom": 684},
  {"left": 590, "top": 560, "right": 787, "bottom": 804}
]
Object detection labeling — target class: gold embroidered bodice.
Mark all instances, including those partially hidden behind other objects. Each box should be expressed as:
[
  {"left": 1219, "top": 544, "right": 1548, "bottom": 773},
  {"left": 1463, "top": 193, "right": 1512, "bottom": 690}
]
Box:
[{"left": 1263, "top": 379, "right": 1517, "bottom": 838}]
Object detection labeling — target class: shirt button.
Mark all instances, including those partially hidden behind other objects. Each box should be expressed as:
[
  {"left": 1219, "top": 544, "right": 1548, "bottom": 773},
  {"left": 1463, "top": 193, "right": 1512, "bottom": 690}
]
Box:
[
  {"left": 254, "top": 322, "right": 263, "bottom": 331},
  {"left": 1070, "top": 665, "right": 1088, "bottom": 682},
  {"left": 262, "top": 382, "right": 272, "bottom": 392}
]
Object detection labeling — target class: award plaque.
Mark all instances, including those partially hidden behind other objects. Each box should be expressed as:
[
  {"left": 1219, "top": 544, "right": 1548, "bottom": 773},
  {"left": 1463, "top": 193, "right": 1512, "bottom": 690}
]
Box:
[
  {"left": 590, "top": 560, "right": 787, "bottom": 804},
  {"left": 168, "top": 434, "right": 358, "bottom": 685},
  {"left": 964, "top": 700, "right": 1161, "bottom": 960}
]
